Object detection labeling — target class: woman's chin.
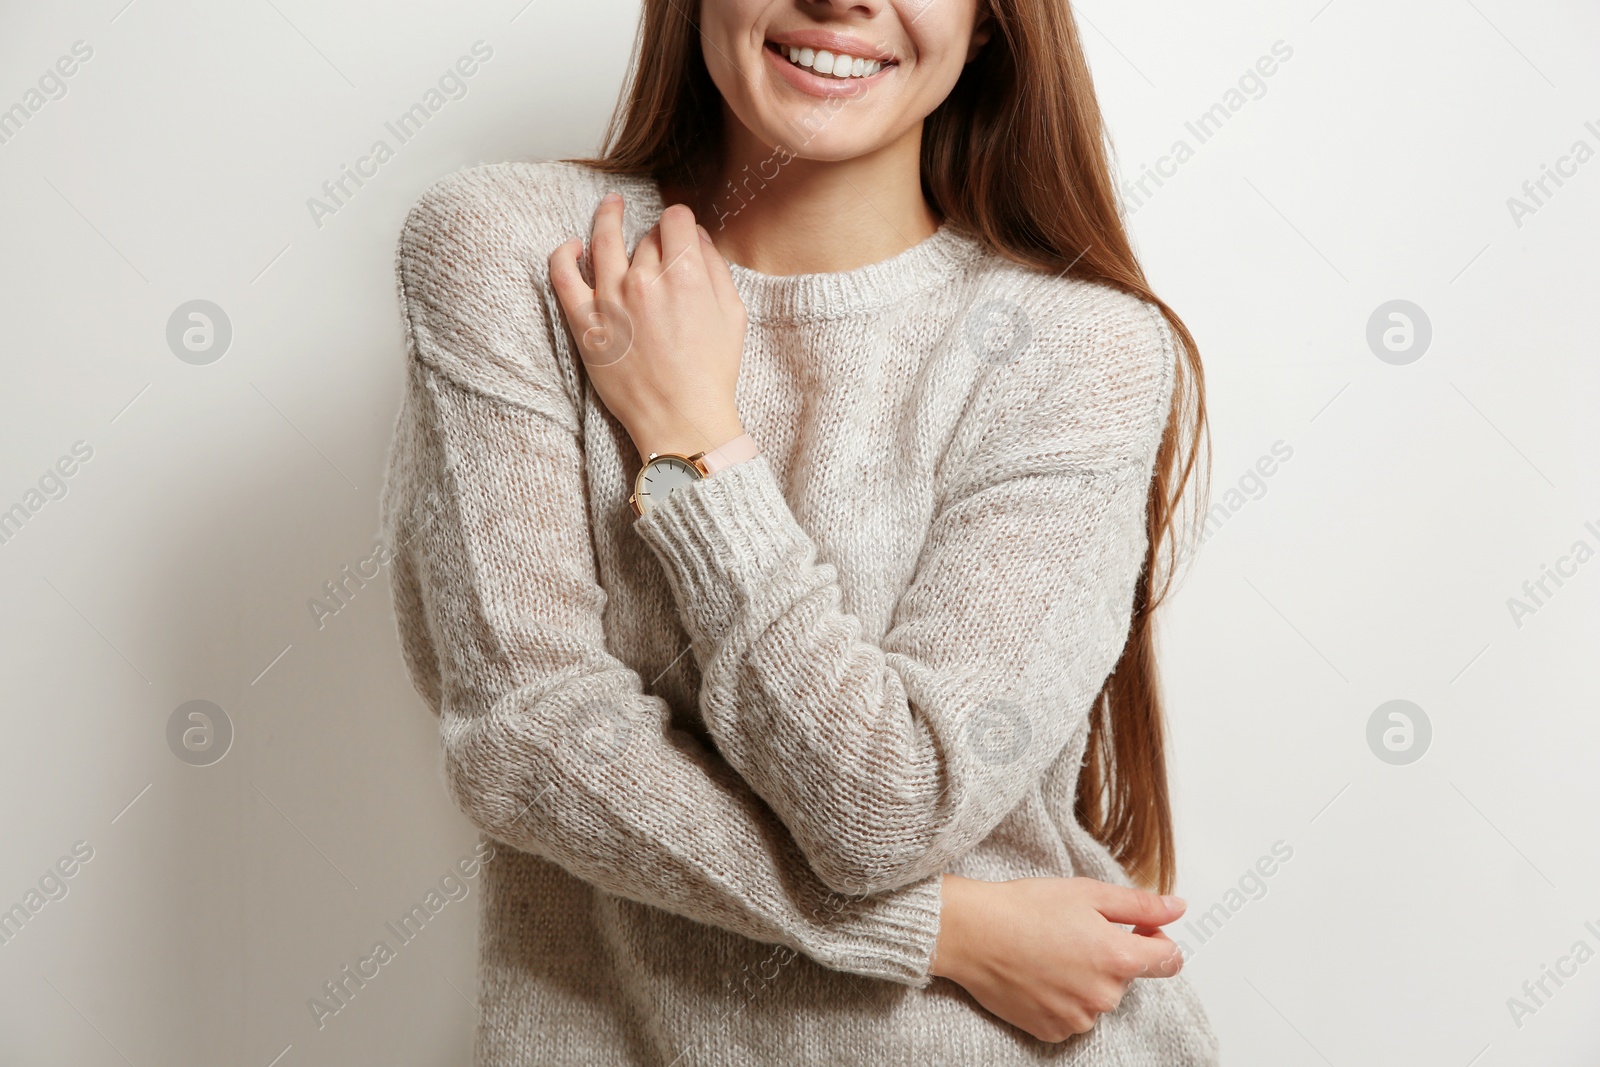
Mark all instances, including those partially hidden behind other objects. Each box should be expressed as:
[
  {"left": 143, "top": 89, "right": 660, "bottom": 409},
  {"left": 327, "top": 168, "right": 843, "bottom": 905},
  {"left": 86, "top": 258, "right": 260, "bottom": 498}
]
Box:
[{"left": 753, "top": 123, "right": 888, "bottom": 164}]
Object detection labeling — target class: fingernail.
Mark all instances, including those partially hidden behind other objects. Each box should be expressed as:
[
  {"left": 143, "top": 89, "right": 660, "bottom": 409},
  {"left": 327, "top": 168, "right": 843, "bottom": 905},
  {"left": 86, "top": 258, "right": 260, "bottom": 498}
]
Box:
[
  {"left": 601, "top": 191, "right": 622, "bottom": 205},
  {"left": 696, "top": 224, "right": 711, "bottom": 243},
  {"left": 1162, "top": 895, "right": 1186, "bottom": 911}
]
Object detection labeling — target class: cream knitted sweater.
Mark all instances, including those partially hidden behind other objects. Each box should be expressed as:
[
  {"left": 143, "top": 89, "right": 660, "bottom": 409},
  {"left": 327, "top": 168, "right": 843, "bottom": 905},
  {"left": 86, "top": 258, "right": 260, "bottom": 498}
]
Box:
[{"left": 379, "top": 160, "right": 1220, "bottom": 1066}]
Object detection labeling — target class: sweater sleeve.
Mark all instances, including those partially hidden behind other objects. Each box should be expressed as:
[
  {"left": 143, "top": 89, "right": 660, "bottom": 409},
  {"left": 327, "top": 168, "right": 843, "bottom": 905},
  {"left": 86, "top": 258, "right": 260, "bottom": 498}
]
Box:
[
  {"left": 380, "top": 166, "right": 945, "bottom": 986},
  {"left": 631, "top": 290, "right": 1178, "bottom": 897}
]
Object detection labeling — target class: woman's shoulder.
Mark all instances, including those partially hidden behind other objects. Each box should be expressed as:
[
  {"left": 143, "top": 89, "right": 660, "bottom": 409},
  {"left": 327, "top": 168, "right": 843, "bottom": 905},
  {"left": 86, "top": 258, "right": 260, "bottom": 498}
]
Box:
[
  {"left": 410, "top": 158, "right": 647, "bottom": 210},
  {"left": 938, "top": 245, "right": 1181, "bottom": 481},
  {"left": 399, "top": 159, "right": 650, "bottom": 264},
  {"left": 393, "top": 160, "right": 649, "bottom": 424}
]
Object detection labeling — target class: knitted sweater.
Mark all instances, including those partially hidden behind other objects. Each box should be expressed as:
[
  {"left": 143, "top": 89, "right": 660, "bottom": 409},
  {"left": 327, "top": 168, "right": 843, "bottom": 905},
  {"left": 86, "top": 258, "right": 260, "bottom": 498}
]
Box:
[{"left": 379, "top": 159, "right": 1220, "bottom": 1066}]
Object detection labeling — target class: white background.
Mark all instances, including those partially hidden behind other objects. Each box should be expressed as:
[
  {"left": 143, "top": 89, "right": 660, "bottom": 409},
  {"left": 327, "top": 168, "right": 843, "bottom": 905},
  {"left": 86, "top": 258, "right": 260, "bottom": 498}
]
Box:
[{"left": 0, "top": 1, "right": 1595, "bottom": 1064}]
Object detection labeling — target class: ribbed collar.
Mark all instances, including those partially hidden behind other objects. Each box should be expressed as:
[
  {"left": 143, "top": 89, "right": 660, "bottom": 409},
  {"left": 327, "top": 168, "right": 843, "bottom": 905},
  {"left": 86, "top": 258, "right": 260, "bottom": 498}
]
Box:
[{"left": 620, "top": 172, "right": 986, "bottom": 325}]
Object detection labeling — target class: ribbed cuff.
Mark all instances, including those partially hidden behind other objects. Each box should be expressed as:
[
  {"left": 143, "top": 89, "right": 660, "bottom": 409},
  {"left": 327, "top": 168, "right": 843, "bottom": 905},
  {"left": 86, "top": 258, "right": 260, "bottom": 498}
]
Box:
[
  {"left": 631, "top": 454, "right": 820, "bottom": 652},
  {"left": 830, "top": 874, "right": 945, "bottom": 988}
]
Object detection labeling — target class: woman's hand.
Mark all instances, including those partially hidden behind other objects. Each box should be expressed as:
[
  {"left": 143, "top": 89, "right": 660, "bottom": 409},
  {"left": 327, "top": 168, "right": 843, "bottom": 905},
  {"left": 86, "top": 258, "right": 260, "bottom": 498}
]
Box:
[
  {"left": 548, "top": 192, "right": 748, "bottom": 464},
  {"left": 931, "top": 874, "right": 1188, "bottom": 1043}
]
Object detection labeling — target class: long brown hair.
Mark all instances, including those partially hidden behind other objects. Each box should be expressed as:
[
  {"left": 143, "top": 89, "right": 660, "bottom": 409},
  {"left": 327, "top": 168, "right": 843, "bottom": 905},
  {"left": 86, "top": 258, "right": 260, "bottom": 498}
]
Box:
[{"left": 577, "top": 0, "right": 1210, "bottom": 895}]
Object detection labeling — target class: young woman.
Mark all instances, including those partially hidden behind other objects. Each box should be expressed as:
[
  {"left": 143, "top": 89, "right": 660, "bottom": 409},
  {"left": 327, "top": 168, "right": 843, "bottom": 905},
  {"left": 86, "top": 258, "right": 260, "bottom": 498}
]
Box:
[{"left": 380, "top": 0, "right": 1218, "bottom": 1062}]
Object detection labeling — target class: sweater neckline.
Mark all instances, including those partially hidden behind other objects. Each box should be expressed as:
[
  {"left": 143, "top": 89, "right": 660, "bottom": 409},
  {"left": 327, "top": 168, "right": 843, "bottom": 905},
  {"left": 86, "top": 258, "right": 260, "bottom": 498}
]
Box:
[{"left": 623, "top": 173, "right": 984, "bottom": 325}]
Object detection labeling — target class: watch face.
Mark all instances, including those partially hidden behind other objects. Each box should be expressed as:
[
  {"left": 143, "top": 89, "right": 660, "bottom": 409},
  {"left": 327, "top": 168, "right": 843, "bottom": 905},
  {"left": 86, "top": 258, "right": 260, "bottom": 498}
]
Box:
[{"left": 634, "top": 455, "right": 701, "bottom": 515}]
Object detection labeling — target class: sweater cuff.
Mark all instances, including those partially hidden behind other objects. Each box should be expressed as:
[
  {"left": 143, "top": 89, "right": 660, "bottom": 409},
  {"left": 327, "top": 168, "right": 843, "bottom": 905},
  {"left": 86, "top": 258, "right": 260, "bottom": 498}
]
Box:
[
  {"left": 631, "top": 454, "right": 820, "bottom": 652},
  {"left": 833, "top": 874, "right": 945, "bottom": 988}
]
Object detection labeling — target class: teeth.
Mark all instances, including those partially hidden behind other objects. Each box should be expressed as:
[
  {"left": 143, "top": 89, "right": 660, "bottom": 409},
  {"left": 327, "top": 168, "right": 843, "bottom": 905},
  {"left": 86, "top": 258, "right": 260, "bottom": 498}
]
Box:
[{"left": 778, "top": 44, "right": 884, "bottom": 78}]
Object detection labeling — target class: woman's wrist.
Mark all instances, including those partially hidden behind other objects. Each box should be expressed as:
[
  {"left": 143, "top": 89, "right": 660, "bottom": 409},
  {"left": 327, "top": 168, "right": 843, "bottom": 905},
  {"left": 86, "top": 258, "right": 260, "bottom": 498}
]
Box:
[
  {"left": 930, "top": 873, "right": 976, "bottom": 982},
  {"left": 632, "top": 414, "right": 746, "bottom": 466}
]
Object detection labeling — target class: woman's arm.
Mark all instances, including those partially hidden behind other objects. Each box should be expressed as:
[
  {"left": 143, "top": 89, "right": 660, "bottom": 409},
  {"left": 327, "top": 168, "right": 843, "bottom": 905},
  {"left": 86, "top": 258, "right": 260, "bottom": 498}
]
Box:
[
  {"left": 544, "top": 190, "right": 1178, "bottom": 900},
  {"left": 382, "top": 168, "right": 946, "bottom": 985},
  {"left": 628, "top": 288, "right": 1179, "bottom": 898},
  {"left": 387, "top": 363, "right": 1190, "bottom": 1029}
]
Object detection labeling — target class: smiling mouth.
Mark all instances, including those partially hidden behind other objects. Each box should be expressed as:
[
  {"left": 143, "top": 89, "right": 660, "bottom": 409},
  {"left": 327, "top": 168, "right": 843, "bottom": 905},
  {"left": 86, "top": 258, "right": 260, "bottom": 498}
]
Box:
[{"left": 766, "top": 41, "right": 892, "bottom": 79}]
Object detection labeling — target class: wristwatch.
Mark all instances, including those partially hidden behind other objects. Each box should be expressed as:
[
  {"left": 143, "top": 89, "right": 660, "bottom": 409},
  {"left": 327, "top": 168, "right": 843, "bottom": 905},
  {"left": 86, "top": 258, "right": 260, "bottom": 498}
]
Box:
[{"left": 628, "top": 432, "right": 760, "bottom": 517}]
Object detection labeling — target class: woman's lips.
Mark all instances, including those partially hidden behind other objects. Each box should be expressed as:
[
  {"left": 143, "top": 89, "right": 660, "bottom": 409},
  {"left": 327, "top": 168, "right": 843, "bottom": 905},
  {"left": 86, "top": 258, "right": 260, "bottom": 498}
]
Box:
[{"left": 762, "top": 41, "right": 894, "bottom": 99}]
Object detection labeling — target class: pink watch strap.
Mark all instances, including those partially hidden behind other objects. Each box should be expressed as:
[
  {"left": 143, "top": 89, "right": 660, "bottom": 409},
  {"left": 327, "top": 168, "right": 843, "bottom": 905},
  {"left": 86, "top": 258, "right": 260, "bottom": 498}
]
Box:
[{"left": 699, "top": 432, "right": 760, "bottom": 475}]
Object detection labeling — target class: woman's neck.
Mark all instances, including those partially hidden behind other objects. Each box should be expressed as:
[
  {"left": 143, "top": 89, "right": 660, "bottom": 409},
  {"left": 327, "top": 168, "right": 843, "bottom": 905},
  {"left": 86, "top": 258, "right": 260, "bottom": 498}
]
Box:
[{"left": 670, "top": 112, "right": 941, "bottom": 277}]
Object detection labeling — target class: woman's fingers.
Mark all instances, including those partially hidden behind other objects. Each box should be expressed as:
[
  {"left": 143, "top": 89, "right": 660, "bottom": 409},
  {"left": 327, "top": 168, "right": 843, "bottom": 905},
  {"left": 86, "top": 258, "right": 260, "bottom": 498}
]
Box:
[
  {"left": 1129, "top": 924, "right": 1174, "bottom": 940},
  {"left": 547, "top": 238, "right": 592, "bottom": 319},
  {"left": 1085, "top": 880, "right": 1186, "bottom": 929},
  {"left": 550, "top": 237, "right": 634, "bottom": 367},
  {"left": 589, "top": 192, "right": 630, "bottom": 296},
  {"left": 631, "top": 222, "right": 663, "bottom": 276},
  {"left": 1114, "top": 927, "right": 1186, "bottom": 980},
  {"left": 697, "top": 224, "right": 742, "bottom": 311},
  {"left": 583, "top": 198, "right": 730, "bottom": 308},
  {"left": 656, "top": 202, "right": 702, "bottom": 278}
]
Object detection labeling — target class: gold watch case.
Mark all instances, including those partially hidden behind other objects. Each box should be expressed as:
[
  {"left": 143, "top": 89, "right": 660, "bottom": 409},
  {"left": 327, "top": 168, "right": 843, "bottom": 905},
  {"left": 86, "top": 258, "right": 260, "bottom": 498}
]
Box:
[{"left": 627, "top": 450, "right": 714, "bottom": 517}]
